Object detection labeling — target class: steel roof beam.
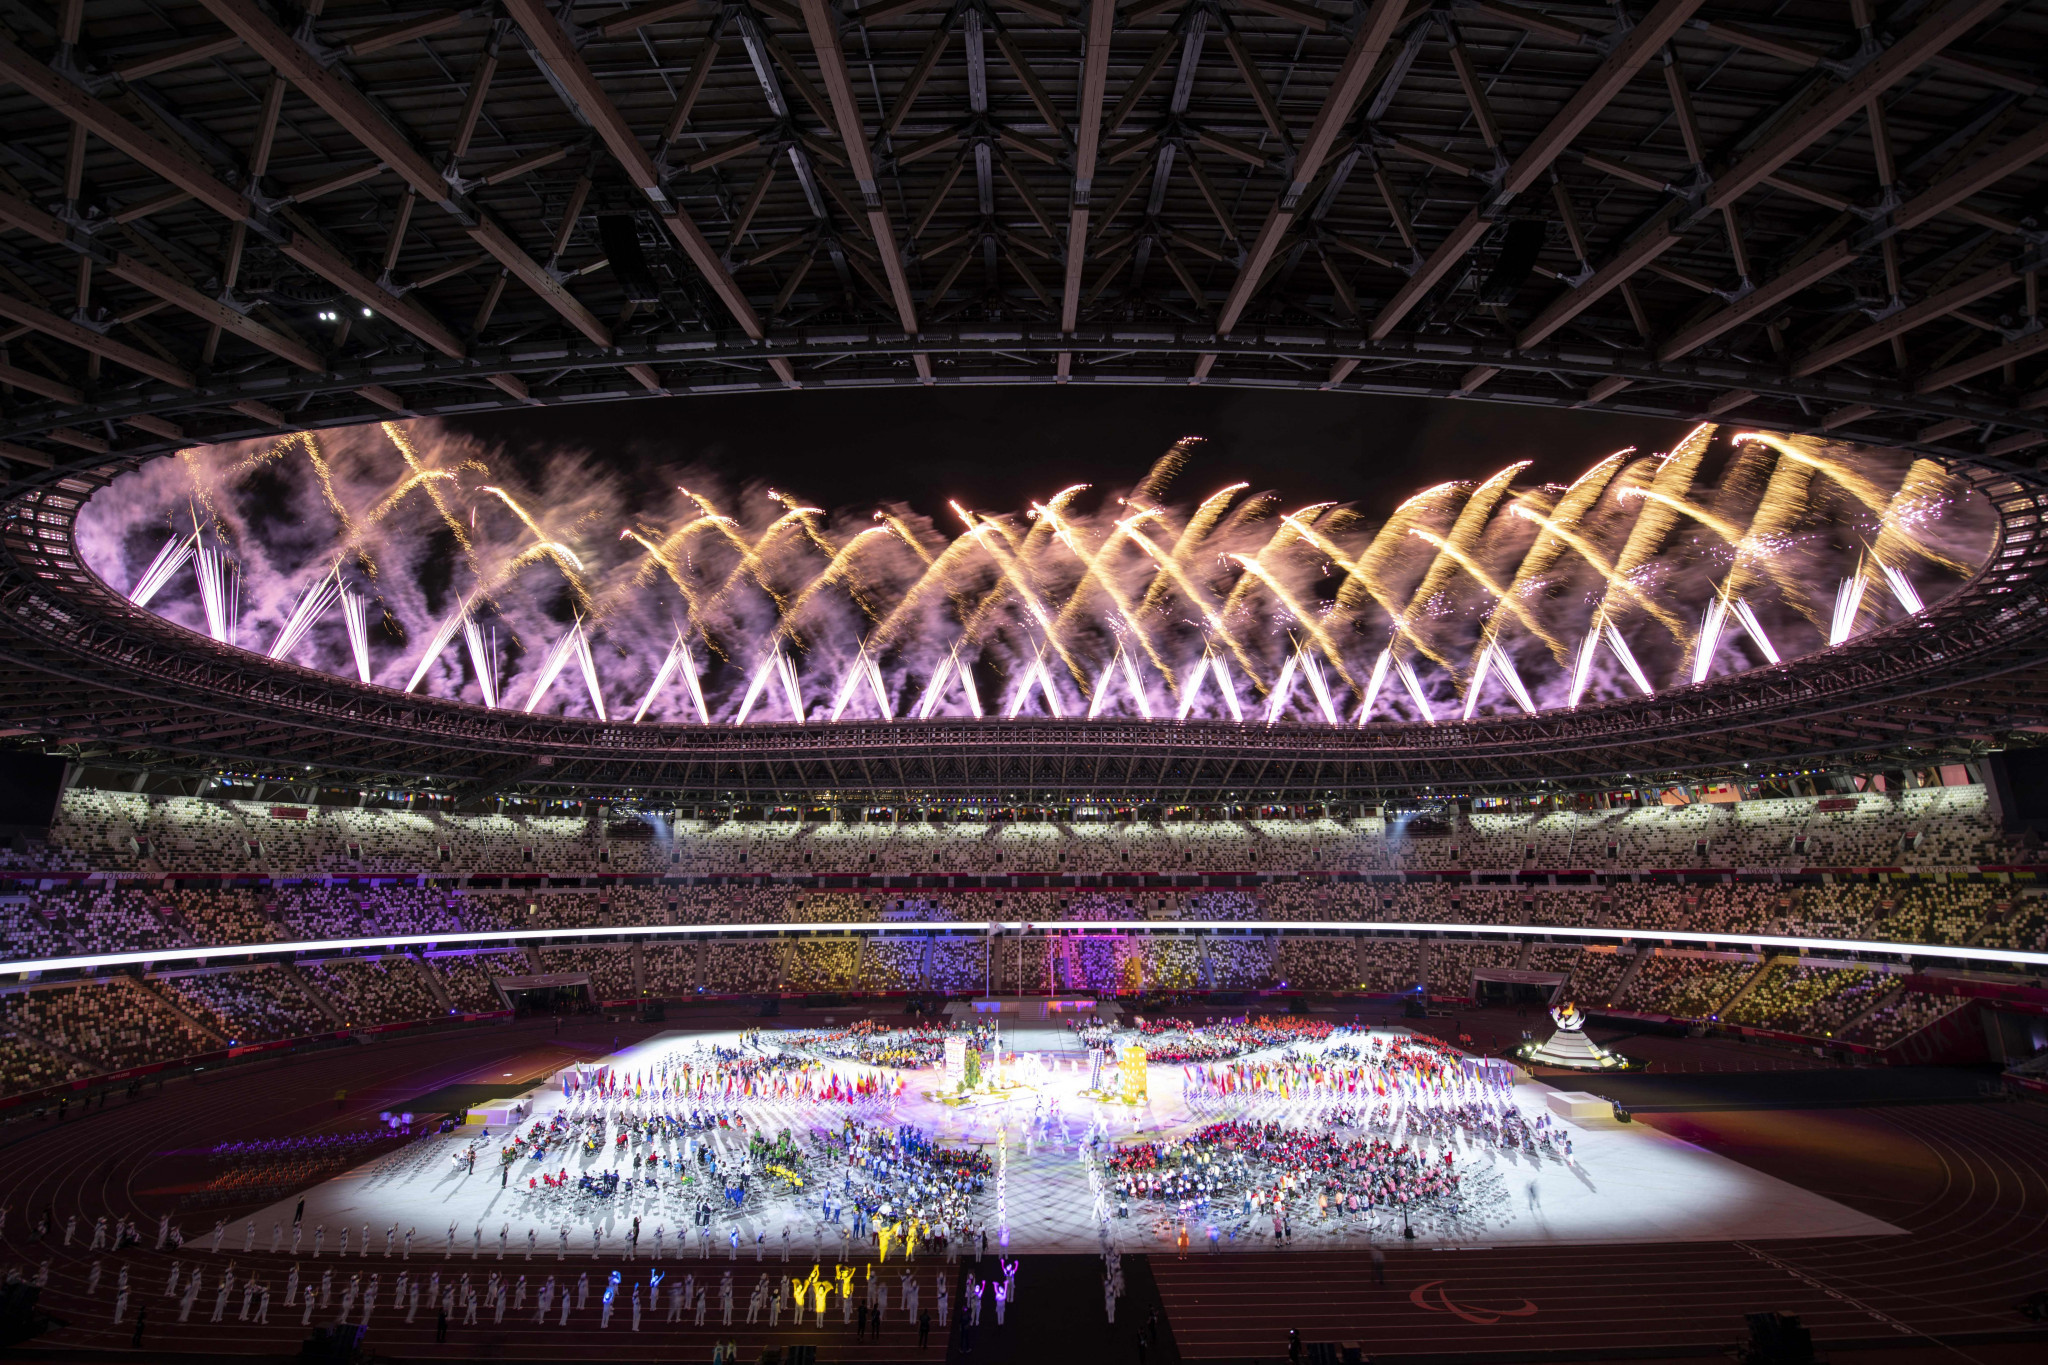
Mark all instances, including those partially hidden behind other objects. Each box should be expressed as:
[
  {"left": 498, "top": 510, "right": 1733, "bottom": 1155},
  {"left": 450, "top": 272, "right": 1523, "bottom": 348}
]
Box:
[
  {"left": 0, "top": 285, "right": 193, "bottom": 389},
  {"left": 1791, "top": 262, "right": 2022, "bottom": 378},
  {"left": 1657, "top": 240, "right": 1856, "bottom": 362},
  {"left": 800, "top": 0, "right": 930, "bottom": 382},
  {"left": 1195, "top": 0, "right": 1408, "bottom": 379},
  {"left": 0, "top": 33, "right": 473, "bottom": 369},
  {"left": 1511, "top": 0, "right": 2014, "bottom": 373},
  {"left": 1061, "top": 0, "right": 1116, "bottom": 349},
  {"left": 1699, "top": 0, "right": 2010, "bottom": 216},
  {"left": 1369, "top": 0, "right": 1705, "bottom": 343},
  {"left": 499, "top": 0, "right": 798, "bottom": 385},
  {"left": 0, "top": 1, "right": 2040, "bottom": 441},
  {"left": 199, "top": 0, "right": 621, "bottom": 362},
  {"left": 0, "top": 188, "right": 322, "bottom": 372}
]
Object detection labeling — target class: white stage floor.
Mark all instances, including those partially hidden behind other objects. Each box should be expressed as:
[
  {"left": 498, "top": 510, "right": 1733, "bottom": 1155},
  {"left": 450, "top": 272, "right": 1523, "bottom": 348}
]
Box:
[{"left": 248, "top": 1025, "right": 1897, "bottom": 1259}]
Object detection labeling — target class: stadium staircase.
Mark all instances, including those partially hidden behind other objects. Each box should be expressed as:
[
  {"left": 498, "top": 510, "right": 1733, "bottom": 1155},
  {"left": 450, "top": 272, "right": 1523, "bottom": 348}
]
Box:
[
  {"left": 144, "top": 985, "right": 226, "bottom": 1048},
  {"left": 1603, "top": 948, "right": 1650, "bottom": 1007},
  {"left": 415, "top": 958, "right": 455, "bottom": 1014},
  {"left": 1840, "top": 983, "right": 1909, "bottom": 1039},
  {"left": 1714, "top": 958, "right": 1780, "bottom": 1017},
  {"left": 278, "top": 963, "right": 346, "bottom": 1027}
]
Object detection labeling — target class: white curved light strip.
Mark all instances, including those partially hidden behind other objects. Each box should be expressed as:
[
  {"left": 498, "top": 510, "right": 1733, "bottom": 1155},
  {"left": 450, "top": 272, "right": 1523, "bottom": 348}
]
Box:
[{"left": 3, "top": 920, "right": 2042, "bottom": 981}]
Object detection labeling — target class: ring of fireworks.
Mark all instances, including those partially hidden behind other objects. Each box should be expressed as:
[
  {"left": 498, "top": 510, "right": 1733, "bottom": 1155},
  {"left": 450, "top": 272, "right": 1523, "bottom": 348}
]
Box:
[
  {"left": 67, "top": 422, "right": 2001, "bottom": 726},
  {"left": 0, "top": 421, "right": 2042, "bottom": 796}
]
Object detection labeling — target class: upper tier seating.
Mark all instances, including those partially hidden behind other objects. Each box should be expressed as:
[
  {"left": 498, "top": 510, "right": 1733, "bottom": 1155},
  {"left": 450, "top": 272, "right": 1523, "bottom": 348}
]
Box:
[
  {"left": 0, "top": 785, "right": 2027, "bottom": 1104},
  {"left": 23, "top": 785, "right": 2023, "bottom": 879}
]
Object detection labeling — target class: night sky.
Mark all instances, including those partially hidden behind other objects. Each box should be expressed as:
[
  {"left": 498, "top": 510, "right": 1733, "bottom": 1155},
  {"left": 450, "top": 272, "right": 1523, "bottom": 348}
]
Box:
[{"left": 441, "top": 388, "right": 1696, "bottom": 523}]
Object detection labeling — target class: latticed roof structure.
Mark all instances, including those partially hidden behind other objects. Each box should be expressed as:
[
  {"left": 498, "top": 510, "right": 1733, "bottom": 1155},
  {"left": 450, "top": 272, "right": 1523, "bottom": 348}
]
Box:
[
  {"left": 0, "top": 0, "right": 2042, "bottom": 465},
  {"left": 3, "top": 0, "right": 2048, "bottom": 801}
]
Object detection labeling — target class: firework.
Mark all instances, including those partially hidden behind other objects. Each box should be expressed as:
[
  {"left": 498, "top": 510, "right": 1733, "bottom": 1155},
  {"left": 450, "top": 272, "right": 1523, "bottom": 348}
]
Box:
[{"left": 80, "top": 420, "right": 1994, "bottom": 729}]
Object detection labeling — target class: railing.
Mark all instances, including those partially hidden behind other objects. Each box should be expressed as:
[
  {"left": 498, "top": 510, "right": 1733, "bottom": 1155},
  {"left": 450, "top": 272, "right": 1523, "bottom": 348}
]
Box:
[
  {"left": 1, "top": 918, "right": 2042, "bottom": 983},
  {"left": 0, "top": 1008, "right": 514, "bottom": 1115},
  {"left": 0, "top": 460, "right": 2045, "bottom": 783}
]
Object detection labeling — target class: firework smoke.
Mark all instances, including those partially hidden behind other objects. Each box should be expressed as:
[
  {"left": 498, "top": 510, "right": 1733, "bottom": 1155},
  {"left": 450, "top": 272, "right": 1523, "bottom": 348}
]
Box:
[{"left": 71, "top": 422, "right": 1995, "bottom": 726}]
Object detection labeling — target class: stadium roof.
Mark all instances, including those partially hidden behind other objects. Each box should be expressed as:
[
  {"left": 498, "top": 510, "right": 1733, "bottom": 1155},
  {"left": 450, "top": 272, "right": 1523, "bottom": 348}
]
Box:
[
  {"left": 0, "top": 0, "right": 2042, "bottom": 468},
  {"left": 5, "top": 0, "right": 2048, "bottom": 800},
  {"left": 2, "top": 447, "right": 2046, "bottom": 801}
]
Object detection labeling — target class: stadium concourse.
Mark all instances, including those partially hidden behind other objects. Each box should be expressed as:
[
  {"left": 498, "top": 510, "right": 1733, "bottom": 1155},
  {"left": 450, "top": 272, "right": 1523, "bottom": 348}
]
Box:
[{"left": 0, "top": 785, "right": 2045, "bottom": 1362}]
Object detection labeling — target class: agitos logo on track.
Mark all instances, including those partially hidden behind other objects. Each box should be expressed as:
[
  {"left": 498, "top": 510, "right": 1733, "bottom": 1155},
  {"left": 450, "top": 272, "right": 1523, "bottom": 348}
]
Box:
[{"left": 1408, "top": 1280, "right": 1540, "bottom": 1326}]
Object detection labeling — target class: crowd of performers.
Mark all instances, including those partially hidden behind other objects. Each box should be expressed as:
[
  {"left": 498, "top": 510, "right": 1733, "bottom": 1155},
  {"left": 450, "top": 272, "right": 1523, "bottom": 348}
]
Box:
[
  {"left": 556, "top": 1047, "right": 906, "bottom": 1107},
  {"left": 1096, "top": 1030, "right": 1572, "bottom": 1239},
  {"left": 1106, "top": 1120, "right": 1477, "bottom": 1230},
  {"left": 7, "top": 1029, "right": 1017, "bottom": 1348},
  {"left": 510, "top": 1116, "right": 992, "bottom": 1262},
  {"left": 5, "top": 1201, "right": 1028, "bottom": 1347},
  {"left": 0, "top": 1012, "right": 1634, "bottom": 1357},
  {"left": 1131, "top": 1016, "right": 1338, "bottom": 1064},
  {"left": 816, "top": 1121, "right": 992, "bottom": 1253},
  {"left": 30, "top": 1020, "right": 1598, "bottom": 1328},
  {"left": 489, "top": 1025, "right": 1553, "bottom": 1249},
  {"left": 1176, "top": 1033, "right": 1511, "bottom": 1105},
  {"left": 471, "top": 1038, "right": 1000, "bottom": 1265},
  {"left": 772, "top": 1020, "right": 994, "bottom": 1069}
]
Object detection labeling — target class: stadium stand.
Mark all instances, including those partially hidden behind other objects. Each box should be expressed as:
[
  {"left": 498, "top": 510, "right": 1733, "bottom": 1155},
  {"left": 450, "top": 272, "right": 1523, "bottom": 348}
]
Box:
[
  {"left": 155, "top": 966, "right": 332, "bottom": 1043},
  {"left": 0, "top": 785, "right": 2039, "bottom": 1098},
  {"left": 25, "top": 786, "right": 2031, "bottom": 879}
]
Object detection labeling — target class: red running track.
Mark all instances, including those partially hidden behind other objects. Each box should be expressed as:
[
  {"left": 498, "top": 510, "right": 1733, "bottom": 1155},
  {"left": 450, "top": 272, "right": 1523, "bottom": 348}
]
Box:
[
  {"left": 4, "top": 1015, "right": 2047, "bottom": 1363},
  {"left": 1150, "top": 1102, "right": 2048, "bottom": 1361},
  {"left": 0, "top": 1015, "right": 1033, "bottom": 1362}
]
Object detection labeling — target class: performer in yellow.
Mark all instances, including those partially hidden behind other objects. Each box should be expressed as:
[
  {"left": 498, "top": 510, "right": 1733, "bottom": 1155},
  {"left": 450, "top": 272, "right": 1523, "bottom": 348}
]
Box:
[{"left": 795, "top": 1265, "right": 830, "bottom": 1320}]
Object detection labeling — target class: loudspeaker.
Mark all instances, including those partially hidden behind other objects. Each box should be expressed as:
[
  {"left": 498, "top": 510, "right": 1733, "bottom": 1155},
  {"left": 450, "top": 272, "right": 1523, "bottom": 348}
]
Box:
[
  {"left": 597, "top": 214, "right": 661, "bottom": 304},
  {"left": 1478, "top": 220, "right": 1549, "bottom": 305}
]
